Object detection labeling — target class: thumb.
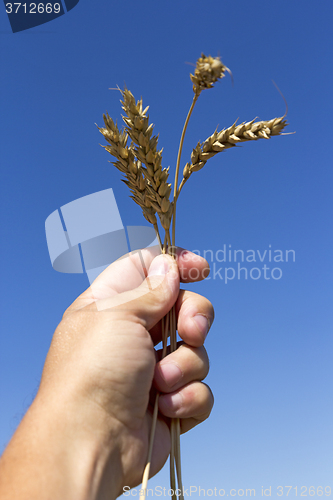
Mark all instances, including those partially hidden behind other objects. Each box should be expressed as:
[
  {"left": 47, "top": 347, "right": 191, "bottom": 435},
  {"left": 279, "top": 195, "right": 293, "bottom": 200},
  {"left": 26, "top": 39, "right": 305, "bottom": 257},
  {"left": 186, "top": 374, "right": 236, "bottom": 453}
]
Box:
[{"left": 95, "top": 254, "right": 180, "bottom": 331}]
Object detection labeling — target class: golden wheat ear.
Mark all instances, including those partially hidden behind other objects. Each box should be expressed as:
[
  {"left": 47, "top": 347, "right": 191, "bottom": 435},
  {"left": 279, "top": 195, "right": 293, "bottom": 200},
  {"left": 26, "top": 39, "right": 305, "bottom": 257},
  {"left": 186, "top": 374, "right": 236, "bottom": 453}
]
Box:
[
  {"left": 97, "top": 112, "right": 164, "bottom": 245},
  {"left": 119, "top": 88, "right": 173, "bottom": 232},
  {"left": 175, "top": 115, "right": 288, "bottom": 199},
  {"left": 190, "top": 53, "right": 229, "bottom": 94}
]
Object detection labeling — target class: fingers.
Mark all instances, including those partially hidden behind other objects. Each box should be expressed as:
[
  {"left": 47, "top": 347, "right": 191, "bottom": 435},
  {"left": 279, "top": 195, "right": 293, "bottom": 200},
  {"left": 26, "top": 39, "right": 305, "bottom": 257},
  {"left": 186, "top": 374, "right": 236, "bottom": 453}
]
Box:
[
  {"left": 158, "top": 382, "right": 214, "bottom": 430},
  {"left": 173, "top": 248, "right": 210, "bottom": 283},
  {"left": 154, "top": 343, "right": 213, "bottom": 432},
  {"left": 154, "top": 344, "right": 209, "bottom": 393},
  {"left": 176, "top": 290, "right": 214, "bottom": 347},
  {"left": 149, "top": 289, "right": 214, "bottom": 347}
]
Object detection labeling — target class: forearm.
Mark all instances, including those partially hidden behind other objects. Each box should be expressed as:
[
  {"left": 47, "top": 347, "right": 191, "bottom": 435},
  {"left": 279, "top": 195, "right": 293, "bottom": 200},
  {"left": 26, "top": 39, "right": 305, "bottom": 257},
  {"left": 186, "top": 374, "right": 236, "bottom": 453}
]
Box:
[{"left": 0, "top": 390, "right": 123, "bottom": 500}]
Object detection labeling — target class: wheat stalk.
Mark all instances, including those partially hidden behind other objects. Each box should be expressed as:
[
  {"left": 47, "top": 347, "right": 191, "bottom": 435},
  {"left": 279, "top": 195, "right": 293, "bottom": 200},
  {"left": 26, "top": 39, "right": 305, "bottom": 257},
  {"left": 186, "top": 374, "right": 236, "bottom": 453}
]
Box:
[
  {"left": 172, "top": 54, "right": 229, "bottom": 246},
  {"left": 168, "top": 56, "right": 230, "bottom": 499},
  {"left": 98, "top": 52, "right": 289, "bottom": 500}
]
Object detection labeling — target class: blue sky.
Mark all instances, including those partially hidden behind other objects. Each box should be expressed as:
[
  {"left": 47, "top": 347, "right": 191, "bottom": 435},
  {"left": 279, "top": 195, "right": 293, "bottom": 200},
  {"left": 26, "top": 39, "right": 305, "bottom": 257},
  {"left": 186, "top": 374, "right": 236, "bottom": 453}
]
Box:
[{"left": 1, "top": 1, "right": 332, "bottom": 497}]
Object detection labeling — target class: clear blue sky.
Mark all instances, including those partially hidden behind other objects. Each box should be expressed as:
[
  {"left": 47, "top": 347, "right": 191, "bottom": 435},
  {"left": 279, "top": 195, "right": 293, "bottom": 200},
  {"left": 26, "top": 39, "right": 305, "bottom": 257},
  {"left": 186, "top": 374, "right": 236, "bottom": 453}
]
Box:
[{"left": 1, "top": 1, "right": 332, "bottom": 497}]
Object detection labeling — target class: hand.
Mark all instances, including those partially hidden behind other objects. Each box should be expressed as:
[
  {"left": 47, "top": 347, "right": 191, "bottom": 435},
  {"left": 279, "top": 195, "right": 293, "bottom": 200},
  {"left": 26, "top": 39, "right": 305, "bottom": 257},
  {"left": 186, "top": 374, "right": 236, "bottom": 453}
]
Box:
[{"left": 0, "top": 247, "right": 214, "bottom": 500}]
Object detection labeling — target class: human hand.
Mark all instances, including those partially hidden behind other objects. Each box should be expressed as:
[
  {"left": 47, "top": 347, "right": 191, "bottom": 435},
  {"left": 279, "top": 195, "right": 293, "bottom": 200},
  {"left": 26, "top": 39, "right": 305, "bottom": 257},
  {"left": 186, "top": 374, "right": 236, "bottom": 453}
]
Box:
[{"left": 0, "top": 247, "right": 214, "bottom": 500}]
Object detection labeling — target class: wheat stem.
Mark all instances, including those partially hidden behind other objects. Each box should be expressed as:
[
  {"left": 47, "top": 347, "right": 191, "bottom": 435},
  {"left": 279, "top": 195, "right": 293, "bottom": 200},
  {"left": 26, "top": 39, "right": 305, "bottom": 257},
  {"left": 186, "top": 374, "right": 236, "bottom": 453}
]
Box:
[
  {"left": 175, "top": 178, "right": 186, "bottom": 201},
  {"left": 140, "top": 391, "right": 160, "bottom": 500},
  {"left": 166, "top": 229, "right": 172, "bottom": 249},
  {"left": 170, "top": 305, "right": 183, "bottom": 498},
  {"left": 172, "top": 93, "right": 199, "bottom": 247},
  {"left": 153, "top": 223, "right": 163, "bottom": 252},
  {"left": 175, "top": 418, "right": 184, "bottom": 500},
  {"left": 162, "top": 313, "right": 169, "bottom": 359},
  {"left": 168, "top": 88, "right": 201, "bottom": 500},
  {"left": 170, "top": 421, "right": 177, "bottom": 499}
]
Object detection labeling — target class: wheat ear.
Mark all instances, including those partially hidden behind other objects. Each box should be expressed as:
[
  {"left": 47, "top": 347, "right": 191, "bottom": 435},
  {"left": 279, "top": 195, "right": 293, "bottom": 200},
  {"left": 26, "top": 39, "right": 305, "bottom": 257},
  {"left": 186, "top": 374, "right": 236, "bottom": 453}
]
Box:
[
  {"left": 97, "top": 115, "right": 163, "bottom": 250},
  {"left": 177, "top": 116, "right": 288, "bottom": 198},
  {"left": 120, "top": 88, "right": 173, "bottom": 237}
]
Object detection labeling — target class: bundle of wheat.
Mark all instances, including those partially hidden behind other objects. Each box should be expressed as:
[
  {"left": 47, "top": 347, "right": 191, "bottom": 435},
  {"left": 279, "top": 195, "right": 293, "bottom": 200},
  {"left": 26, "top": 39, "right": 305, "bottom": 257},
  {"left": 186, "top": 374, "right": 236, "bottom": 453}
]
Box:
[{"left": 99, "top": 53, "right": 288, "bottom": 500}]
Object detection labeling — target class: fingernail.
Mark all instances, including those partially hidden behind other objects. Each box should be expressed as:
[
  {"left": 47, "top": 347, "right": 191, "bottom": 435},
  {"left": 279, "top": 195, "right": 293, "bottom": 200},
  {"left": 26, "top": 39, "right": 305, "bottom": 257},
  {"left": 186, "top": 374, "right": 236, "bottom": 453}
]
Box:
[
  {"left": 148, "top": 255, "right": 170, "bottom": 277},
  {"left": 193, "top": 314, "right": 210, "bottom": 339},
  {"left": 159, "top": 363, "right": 182, "bottom": 388}
]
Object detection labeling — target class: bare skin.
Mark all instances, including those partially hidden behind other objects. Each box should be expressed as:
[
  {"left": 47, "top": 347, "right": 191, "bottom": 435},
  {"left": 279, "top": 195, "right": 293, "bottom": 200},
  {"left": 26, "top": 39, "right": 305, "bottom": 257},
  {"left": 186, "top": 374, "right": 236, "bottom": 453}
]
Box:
[{"left": 0, "top": 248, "right": 214, "bottom": 500}]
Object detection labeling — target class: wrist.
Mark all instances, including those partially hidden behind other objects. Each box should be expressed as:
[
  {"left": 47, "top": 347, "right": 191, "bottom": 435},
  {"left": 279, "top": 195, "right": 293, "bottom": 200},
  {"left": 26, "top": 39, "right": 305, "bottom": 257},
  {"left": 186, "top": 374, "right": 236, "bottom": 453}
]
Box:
[
  {"left": 0, "top": 387, "right": 125, "bottom": 500},
  {"left": 36, "top": 388, "right": 125, "bottom": 499}
]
